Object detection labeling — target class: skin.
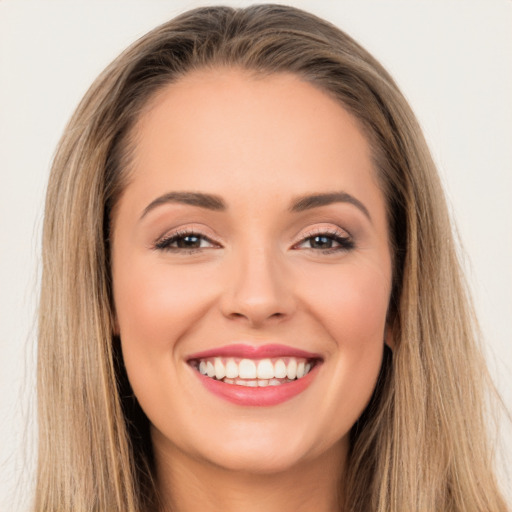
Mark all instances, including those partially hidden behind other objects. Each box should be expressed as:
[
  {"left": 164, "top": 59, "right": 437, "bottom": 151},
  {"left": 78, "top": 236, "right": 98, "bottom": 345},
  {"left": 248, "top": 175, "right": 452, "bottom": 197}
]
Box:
[{"left": 111, "top": 69, "right": 392, "bottom": 512}]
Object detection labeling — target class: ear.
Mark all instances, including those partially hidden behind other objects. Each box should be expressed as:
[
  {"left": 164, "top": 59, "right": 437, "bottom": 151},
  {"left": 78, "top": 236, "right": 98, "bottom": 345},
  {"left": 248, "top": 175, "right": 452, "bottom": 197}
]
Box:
[{"left": 384, "top": 323, "right": 394, "bottom": 351}]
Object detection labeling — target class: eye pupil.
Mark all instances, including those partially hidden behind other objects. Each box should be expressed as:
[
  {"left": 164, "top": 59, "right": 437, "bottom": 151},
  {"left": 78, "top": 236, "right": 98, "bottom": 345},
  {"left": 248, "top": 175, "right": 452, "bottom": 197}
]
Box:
[
  {"left": 177, "top": 235, "right": 201, "bottom": 248},
  {"left": 311, "top": 235, "right": 333, "bottom": 249}
]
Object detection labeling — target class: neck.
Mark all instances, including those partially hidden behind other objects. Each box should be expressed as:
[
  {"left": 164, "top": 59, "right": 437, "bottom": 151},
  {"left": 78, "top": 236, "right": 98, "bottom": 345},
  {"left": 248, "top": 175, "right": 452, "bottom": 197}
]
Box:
[{"left": 153, "top": 435, "right": 347, "bottom": 512}]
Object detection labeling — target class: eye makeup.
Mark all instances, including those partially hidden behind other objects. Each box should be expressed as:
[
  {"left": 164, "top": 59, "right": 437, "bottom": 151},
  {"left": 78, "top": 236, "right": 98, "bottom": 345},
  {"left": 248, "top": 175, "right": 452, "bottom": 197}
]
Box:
[
  {"left": 292, "top": 227, "right": 354, "bottom": 254},
  {"left": 153, "top": 225, "right": 355, "bottom": 256},
  {"left": 154, "top": 229, "right": 220, "bottom": 253}
]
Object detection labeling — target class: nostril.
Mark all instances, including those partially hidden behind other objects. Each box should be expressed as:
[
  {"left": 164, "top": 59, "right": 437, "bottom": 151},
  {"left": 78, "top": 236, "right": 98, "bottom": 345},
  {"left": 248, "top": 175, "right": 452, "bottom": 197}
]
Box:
[
  {"left": 225, "top": 309, "right": 288, "bottom": 328},
  {"left": 230, "top": 312, "right": 246, "bottom": 320}
]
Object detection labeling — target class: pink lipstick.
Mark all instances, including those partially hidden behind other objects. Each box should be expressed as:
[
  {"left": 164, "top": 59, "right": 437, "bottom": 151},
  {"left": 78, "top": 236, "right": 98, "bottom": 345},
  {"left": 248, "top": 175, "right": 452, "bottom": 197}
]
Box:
[{"left": 187, "top": 344, "right": 322, "bottom": 406}]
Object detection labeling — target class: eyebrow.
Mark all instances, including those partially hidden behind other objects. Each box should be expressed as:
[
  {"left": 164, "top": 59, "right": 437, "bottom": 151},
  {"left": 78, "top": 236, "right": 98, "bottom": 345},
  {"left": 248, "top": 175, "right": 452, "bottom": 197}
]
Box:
[
  {"left": 140, "top": 191, "right": 226, "bottom": 219},
  {"left": 290, "top": 192, "right": 372, "bottom": 221},
  {"left": 140, "top": 190, "right": 371, "bottom": 222}
]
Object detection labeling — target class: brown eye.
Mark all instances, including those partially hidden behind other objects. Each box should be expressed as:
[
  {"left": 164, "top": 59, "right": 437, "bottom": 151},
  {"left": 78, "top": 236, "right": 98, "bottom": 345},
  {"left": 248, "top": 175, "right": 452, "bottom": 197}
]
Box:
[
  {"left": 154, "top": 231, "right": 218, "bottom": 252},
  {"left": 309, "top": 235, "right": 336, "bottom": 249},
  {"left": 176, "top": 235, "right": 202, "bottom": 248}
]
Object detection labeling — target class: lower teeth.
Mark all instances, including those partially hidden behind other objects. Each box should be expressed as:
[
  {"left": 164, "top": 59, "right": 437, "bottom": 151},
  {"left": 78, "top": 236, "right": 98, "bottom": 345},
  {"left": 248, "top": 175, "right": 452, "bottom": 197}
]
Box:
[{"left": 222, "top": 377, "right": 293, "bottom": 387}]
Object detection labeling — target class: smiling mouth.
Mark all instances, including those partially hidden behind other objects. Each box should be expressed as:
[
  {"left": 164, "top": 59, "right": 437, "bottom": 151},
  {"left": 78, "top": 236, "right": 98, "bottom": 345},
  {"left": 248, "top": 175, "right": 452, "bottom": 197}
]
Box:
[{"left": 189, "top": 356, "right": 319, "bottom": 387}]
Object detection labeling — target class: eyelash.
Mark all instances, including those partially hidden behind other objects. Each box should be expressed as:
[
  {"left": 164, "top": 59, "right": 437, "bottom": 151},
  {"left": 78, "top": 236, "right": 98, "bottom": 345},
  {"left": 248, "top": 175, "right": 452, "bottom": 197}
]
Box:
[
  {"left": 154, "top": 228, "right": 354, "bottom": 255},
  {"left": 293, "top": 228, "right": 354, "bottom": 254},
  {"left": 154, "top": 230, "right": 219, "bottom": 254}
]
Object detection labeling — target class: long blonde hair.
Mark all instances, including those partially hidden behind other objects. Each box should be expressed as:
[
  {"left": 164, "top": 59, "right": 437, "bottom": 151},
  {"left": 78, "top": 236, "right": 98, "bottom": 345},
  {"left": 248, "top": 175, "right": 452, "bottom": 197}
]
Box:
[{"left": 37, "top": 5, "right": 509, "bottom": 511}]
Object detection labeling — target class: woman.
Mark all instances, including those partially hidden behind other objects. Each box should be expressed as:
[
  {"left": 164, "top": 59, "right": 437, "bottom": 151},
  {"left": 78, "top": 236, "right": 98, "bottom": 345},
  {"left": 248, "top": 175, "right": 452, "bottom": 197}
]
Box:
[{"left": 36, "top": 4, "right": 509, "bottom": 511}]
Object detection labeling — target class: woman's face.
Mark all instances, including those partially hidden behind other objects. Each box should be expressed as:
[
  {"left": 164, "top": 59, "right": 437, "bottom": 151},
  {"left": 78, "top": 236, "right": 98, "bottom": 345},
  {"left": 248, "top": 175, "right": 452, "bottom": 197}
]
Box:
[{"left": 111, "top": 69, "right": 392, "bottom": 474}]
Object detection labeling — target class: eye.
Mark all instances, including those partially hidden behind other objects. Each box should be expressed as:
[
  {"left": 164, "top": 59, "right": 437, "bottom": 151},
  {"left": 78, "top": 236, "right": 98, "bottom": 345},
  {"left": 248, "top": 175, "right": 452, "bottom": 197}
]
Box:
[
  {"left": 154, "top": 230, "right": 219, "bottom": 252},
  {"left": 294, "top": 230, "right": 354, "bottom": 253}
]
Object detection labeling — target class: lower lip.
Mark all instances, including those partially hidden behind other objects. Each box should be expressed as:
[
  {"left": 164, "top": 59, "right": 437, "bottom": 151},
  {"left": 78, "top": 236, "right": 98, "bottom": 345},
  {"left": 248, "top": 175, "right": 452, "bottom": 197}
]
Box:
[{"left": 193, "top": 365, "right": 319, "bottom": 406}]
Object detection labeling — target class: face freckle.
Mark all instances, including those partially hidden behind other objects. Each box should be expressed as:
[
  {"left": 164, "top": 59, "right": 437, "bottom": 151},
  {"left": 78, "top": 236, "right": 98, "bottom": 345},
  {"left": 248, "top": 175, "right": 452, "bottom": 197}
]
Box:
[{"left": 111, "top": 68, "right": 392, "bottom": 475}]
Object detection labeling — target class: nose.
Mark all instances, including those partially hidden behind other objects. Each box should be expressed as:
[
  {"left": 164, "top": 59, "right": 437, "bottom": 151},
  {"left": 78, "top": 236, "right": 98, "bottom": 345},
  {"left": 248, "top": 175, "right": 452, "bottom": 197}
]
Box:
[{"left": 220, "top": 246, "right": 296, "bottom": 328}]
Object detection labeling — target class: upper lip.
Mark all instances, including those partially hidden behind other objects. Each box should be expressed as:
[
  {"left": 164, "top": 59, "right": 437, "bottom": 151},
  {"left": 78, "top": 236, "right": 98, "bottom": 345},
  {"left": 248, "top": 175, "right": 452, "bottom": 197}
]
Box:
[{"left": 186, "top": 343, "right": 322, "bottom": 361}]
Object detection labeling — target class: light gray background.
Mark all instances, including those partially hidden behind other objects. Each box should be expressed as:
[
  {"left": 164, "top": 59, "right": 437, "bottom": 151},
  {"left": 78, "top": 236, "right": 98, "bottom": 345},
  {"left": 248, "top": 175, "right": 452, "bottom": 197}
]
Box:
[{"left": 1, "top": 1, "right": 511, "bottom": 509}]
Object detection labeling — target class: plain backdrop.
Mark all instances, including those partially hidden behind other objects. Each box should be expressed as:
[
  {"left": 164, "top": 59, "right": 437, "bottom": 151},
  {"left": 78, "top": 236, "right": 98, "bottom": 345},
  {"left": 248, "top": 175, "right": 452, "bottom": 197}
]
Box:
[{"left": 1, "top": 0, "right": 511, "bottom": 509}]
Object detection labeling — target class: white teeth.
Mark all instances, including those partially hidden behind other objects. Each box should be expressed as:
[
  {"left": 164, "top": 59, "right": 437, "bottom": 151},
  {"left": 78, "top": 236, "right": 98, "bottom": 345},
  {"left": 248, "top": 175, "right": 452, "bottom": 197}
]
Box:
[
  {"left": 234, "top": 379, "right": 258, "bottom": 387},
  {"left": 297, "top": 361, "right": 305, "bottom": 378},
  {"left": 206, "top": 361, "right": 215, "bottom": 378},
  {"left": 239, "top": 359, "right": 257, "bottom": 379},
  {"left": 257, "top": 359, "right": 274, "bottom": 379},
  {"left": 214, "top": 357, "right": 226, "bottom": 379},
  {"left": 274, "top": 359, "right": 287, "bottom": 379},
  {"left": 287, "top": 358, "right": 297, "bottom": 379},
  {"left": 225, "top": 359, "right": 238, "bottom": 379},
  {"left": 195, "top": 355, "right": 316, "bottom": 385}
]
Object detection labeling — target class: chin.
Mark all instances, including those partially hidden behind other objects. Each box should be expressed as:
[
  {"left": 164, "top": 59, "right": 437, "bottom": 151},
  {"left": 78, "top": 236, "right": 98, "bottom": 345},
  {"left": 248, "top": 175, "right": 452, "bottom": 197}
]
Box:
[
  {"left": 209, "top": 445, "right": 305, "bottom": 475},
  {"left": 178, "top": 423, "right": 347, "bottom": 476}
]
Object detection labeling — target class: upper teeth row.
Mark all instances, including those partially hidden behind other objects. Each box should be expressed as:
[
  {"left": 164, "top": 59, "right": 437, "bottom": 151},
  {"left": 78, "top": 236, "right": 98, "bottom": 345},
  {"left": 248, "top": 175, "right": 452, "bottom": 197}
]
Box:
[{"left": 197, "top": 357, "right": 312, "bottom": 380}]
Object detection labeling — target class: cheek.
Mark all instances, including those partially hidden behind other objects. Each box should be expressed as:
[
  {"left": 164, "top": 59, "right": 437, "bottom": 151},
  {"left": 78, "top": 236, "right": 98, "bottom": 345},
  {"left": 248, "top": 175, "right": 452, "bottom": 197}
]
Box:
[
  {"left": 305, "top": 259, "right": 391, "bottom": 346},
  {"left": 300, "top": 259, "right": 390, "bottom": 426},
  {"left": 112, "top": 257, "right": 222, "bottom": 427},
  {"left": 113, "top": 256, "right": 217, "bottom": 360}
]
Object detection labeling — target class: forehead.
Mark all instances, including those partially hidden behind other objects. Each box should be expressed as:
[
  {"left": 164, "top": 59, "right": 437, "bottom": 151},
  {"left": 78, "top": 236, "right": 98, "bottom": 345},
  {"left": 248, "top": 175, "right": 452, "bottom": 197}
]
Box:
[{"left": 123, "top": 68, "right": 385, "bottom": 223}]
